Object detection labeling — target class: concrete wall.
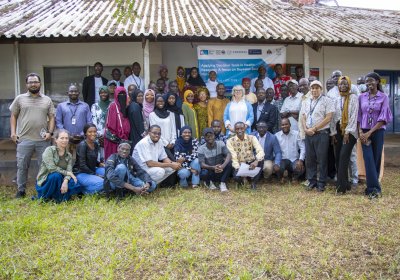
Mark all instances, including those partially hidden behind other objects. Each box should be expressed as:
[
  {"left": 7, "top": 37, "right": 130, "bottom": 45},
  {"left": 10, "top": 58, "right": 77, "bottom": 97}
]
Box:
[{"left": 0, "top": 44, "right": 16, "bottom": 99}]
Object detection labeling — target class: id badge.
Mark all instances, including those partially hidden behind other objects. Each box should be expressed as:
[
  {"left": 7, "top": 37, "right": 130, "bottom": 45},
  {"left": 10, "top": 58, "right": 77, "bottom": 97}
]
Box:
[
  {"left": 71, "top": 116, "right": 76, "bottom": 125},
  {"left": 307, "top": 116, "right": 312, "bottom": 127}
]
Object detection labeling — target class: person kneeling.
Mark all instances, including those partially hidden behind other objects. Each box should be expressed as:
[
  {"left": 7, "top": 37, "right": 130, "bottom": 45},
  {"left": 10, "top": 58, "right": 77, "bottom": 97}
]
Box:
[
  {"left": 35, "top": 129, "right": 81, "bottom": 202},
  {"left": 174, "top": 126, "right": 201, "bottom": 188},
  {"left": 226, "top": 122, "right": 265, "bottom": 189},
  {"left": 105, "top": 142, "right": 156, "bottom": 197},
  {"left": 198, "top": 128, "right": 232, "bottom": 192}
]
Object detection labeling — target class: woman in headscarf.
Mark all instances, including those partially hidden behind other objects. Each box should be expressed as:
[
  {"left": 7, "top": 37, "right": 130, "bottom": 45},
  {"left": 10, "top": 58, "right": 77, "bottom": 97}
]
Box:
[
  {"left": 165, "top": 92, "right": 185, "bottom": 139},
  {"left": 128, "top": 89, "right": 146, "bottom": 150},
  {"left": 174, "top": 126, "right": 201, "bottom": 188},
  {"left": 182, "top": 89, "right": 199, "bottom": 139},
  {"left": 91, "top": 86, "right": 111, "bottom": 161},
  {"left": 176, "top": 66, "right": 186, "bottom": 96},
  {"left": 194, "top": 87, "right": 210, "bottom": 139},
  {"left": 185, "top": 67, "right": 206, "bottom": 102},
  {"left": 357, "top": 72, "right": 392, "bottom": 199},
  {"left": 142, "top": 89, "right": 156, "bottom": 131},
  {"left": 223, "top": 85, "right": 254, "bottom": 135},
  {"left": 104, "top": 86, "right": 131, "bottom": 160},
  {"left": 149, "top": 94, "right": 177, "bottom": 152},
  {"left": 331, "top": 76, "right": 359, "bottom": 195}
]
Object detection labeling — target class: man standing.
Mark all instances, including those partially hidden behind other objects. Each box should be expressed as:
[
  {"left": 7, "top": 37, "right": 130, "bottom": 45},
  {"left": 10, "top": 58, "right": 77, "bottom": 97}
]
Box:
[
  {"left": 10, "top": 73, "right": 55, "bottom": 198},
  {"left": 206, "top": 70, "right": 218, "bottom": 98},
  {"left": 82, "top": 62, "right": 108, "bottom": 108},
  {"left": 280, "top": 80, "right": 302, "bottom": 131},
  {"left": 207, "top": 83, "right": 230, "bottom": 134},
  {"left": 56, "top": 85, "right": 92, "bottom": 139},
  {"left": 227, "top": 122, "right": 265, "bottom": 189},
  {"left": 273, "top": 63, "right": 291, "bottom": 100},
  {"left": 251, "top": 88, "right": 277, "bottom": 133},
  {"left": 295, "top": 66, "right": 304, "bottom": 82},
  {"left": 275, "top": 118, "right": 305, "bottom": 183},
  {"left": 132, "top": 125, "right": 181, "bottom": 185},
  {"left": 250, "top": 65, "right": 275, "bottom": 93},
  {"left": 104, "top": 142, "right": 156, "bottom": 197},
  {"left": 198, "top": 128, "right": 232, "bottom": 192},
  {"left": 301, "top": 80, "right": 334, "bottom": 191},
  {"left": 242, "top": 78, "right": 257, "bottom": 104},
  {"left": 111, "top": 68, "right": 124, "bottom": 87},
  {"left": 124, "top": 62, "right": 145, "bottom": 92},
  {"left": 252, "top": 121, "right": 282, "bottom": 181}
]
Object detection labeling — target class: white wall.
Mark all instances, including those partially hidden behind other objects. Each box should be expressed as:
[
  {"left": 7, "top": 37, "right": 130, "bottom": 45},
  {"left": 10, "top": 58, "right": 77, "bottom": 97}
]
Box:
[{"left": 0, "top": 44, "right": 16, "bottom": 99}]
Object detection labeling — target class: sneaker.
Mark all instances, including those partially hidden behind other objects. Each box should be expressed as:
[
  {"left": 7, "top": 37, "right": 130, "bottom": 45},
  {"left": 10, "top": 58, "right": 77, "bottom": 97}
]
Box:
[
  {"left": 15, "top": 190, "right": 26, "bottom": 198},
  {"left": 192, "top": 184, "right": 199, "bottom": 188},
  {"left": 220, "top": 182, "right": 228, "bottom": 192},
  {"left": 209, "top": 181, "right": 218, "bottom": 190}
]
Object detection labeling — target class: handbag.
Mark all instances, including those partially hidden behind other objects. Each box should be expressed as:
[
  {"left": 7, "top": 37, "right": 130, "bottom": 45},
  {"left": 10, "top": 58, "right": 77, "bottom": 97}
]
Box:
[{"left": 105, "top": 128, "right": 122, "bottom": 144}]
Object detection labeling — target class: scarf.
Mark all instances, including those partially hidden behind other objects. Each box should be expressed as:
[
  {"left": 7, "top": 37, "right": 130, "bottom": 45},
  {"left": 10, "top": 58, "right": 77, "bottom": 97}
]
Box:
[
  {"left": 143, "top": 89, "right": 156, "bottom": 118},
  {"left": 174, "top": 126, "right": 193, "bottom": 154},
  {"left": 186, "top": 67, "right": 206, "bottom": 87},
  {"left": 176, "top": 66, "right": 186, "bottom": 93},
  {"left": 98, "top": 86, "right": 111, "bottom": 113},
  {"left": 153, "top": 94, "right": 170, "bottom": 119},
  {"left": 183, "top": 89, "right": 194, "bottom": 109},
  {"left": 115, "top": 86, "right": 128, "bottom": 117},
  {"left": 338, "top": 76, "right": 352, "bottom": 135},
  {"left": 165, "top": 92, "right": 183, "bottom": 133}
]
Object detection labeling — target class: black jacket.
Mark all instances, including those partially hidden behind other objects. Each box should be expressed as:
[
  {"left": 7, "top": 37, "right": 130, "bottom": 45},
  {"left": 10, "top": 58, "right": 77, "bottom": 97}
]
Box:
[
  {"left": 82, "top": 75, "right": 108, "bottom": 108},
  {"left": 104, "top": 153, "right": 152, "bottom": 190},
  {"left": 128, "top": 102, "right": 145, "bottom": 151},
  {"left": 73, "top": 141, "right": 100, "bottom": 174},
  {"left": 251, "top": 102, "right": 278, "bottom": 133}
]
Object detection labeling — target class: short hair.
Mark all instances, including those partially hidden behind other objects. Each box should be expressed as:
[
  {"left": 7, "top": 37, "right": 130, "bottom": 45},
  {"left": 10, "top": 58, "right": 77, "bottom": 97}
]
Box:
[
  {"left": 25, "top": 73, "right": 41, "bottom": 83},
  {"left": 211, "top": 119, "right": 221, "bottom": 126},
  {"left": 234, "top": 121, "right": 246, "bottom": 128},
  {"left": 83, "top": 123, "right": 97, "bottom": 135},
  {"left": 132, "top": 62, "right": 141, "bottom": 68},
  {"left": 111, "top": 68, "right": 121, "bottom": 73},
  {"left": 274, "top": 63, "right": 282, "bottom": 68},
  {"left": 94, "top": 62, "right": 103, "bottom": 68},
  {"left": 54, "top": 128, "right": 69, "bottom": 139},
  {"left": 256, "top": 121, "right": 268, "bottom": 127},
  {"left": 156, "top": 78, "right": 165, "bottom": 83},
  {"left": 216, "top": 83, "right": 225, "bottom": 87},
  {"left": 149, "top": 124, "right": 161, "bottom": 132},
  {"left": 281, "top": 117, "right": 291, "bottom": 125},
  {"left": 295, "top": 65, "right": 303, "bottom": 70}
]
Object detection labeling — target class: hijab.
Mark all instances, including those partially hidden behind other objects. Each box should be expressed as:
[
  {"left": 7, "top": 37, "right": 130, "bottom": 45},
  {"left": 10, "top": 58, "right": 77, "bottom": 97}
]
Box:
[
  {"left": 176, "top": 66, "right": 186, "bottom": 93},
  {"left": 183, "top": 89, "right": 195, "bottom": 109},
  {"left": 98, "top": 86, "right": 111, "bottom": 113},
  {"left": 142, "top": 89, "right": 156, "bottom": 118},
  {"left": 338, "top": 76, "right": 352, "bottom": 135},
  {"left": 165, "top": 92, "right": 183, "bottom": 134},
  {"left": 174, "top": 126, "right": 193, "bottom": 154},
  {"left": 115, "top": 86, "right": 128, "bottom": 117},
  {"left": 187, "top": 67, "right": 206, "bottom": 87},
  {"left": 153, "top": 94, "right": 170, "bottom": 119}
]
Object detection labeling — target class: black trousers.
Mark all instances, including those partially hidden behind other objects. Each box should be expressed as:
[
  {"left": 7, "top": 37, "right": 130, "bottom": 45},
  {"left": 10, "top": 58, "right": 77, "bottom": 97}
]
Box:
[
  {"left": 305, "top": 130, "right": 330, "bottom": 187},
  {"left": 278, "top": 159, "right": 304, "bottom": 180},
  {"left": 335, "top": 126, "right": 357, "bottom": 192},
  {"left": 200, "top": 162, "right": 232, "bottom": 184}
]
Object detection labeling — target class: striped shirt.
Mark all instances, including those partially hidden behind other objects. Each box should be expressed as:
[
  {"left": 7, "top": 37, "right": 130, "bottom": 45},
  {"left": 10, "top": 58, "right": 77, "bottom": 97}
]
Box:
[{"left": 9, "top": 92, "right": 55, "bottom": 141}]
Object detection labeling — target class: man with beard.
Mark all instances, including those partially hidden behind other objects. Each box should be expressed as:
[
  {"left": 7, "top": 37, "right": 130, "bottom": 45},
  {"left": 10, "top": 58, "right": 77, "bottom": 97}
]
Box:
[
  {"left": 10, "top": 73, "right": 55, "bottom": 198},
  {"left": 104, "top": 142, "right": 156, "bottom": 197},
  {"left": 82, "top": 62, "right": 108, "bottom": 108}
]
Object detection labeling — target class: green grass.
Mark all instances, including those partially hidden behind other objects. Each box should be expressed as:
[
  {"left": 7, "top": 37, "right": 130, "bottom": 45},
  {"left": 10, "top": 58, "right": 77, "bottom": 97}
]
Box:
[{"left": 1, "top": 168, "right": 400, "bottom": 279}]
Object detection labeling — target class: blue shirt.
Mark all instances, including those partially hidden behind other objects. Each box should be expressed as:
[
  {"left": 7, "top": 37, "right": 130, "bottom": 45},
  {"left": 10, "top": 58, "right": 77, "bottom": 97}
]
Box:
[
  {"left": 56, "top": 100, "right": 92, "bottom": 135},
  {"left": 252, "top": 131, "right": 282, "bottom": 165}
]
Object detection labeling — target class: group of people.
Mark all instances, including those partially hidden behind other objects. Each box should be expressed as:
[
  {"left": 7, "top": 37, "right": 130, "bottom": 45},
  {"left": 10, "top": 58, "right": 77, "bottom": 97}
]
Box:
[{"left": 9, "top": 62, "right": 392, "bottom": 202}]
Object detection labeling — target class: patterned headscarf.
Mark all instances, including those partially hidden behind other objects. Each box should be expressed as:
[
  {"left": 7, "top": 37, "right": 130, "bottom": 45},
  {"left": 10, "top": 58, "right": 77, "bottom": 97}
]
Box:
[{"left": 338, "top": 76, "right": 352, "bottom": 135}]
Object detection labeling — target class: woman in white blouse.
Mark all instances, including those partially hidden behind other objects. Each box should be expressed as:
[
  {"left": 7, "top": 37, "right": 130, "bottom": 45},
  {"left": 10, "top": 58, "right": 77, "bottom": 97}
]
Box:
[
  {"left": 223, "top": 85, "right": 254, "bottom": 135},
  {"left": 331, "top": 76, "right": 359, "bottom": 194}
]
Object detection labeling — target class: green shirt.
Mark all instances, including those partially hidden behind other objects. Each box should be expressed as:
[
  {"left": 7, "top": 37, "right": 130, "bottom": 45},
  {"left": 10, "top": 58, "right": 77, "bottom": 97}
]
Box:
[{"left": 36, "top": 146, "right": 72, "bottom": 186}]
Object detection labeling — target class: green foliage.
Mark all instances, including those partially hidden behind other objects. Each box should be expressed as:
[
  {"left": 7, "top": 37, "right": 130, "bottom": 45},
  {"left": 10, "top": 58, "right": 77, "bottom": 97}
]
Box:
[{"left": 113, "top": 0, "right": 137, "bottom": 24}]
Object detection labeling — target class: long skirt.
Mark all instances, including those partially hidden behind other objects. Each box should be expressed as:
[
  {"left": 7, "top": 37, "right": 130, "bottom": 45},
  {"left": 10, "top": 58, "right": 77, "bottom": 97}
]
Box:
[
  {"left": 356, "top": 140, "right": 384, "bottom": 182},
  {"left": 35, "top": 172, "right": 81, "bottom": 203}
]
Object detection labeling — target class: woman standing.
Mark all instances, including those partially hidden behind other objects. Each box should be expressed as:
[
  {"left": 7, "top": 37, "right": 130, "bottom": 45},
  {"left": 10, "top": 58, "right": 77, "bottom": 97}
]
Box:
[
  {"left": 223, "top": 85, "right": 254, "bottom": 135},
  {"left": 358, "top": 72, "right": 392, "bottom": 199},
  {"left": 182, "top": 90, "right": 199, "bottom": 139},
  {"left": 174, "top": 126, "right": 201, "bottom": 188},
  {"left": 128, "top": 89, "right": 146, "bottom": 150},
  {"left": 104, "top": 86, "right": 131, "bottom": 160},
  {"left": 149, "top": 94, "right": 177, "bottom": 151},
  {"left": 331, "top": 76, "right": 359, "bottom": 194},
  {"left": 74, "top": 124, "right": 105, "bottom": 194},
  {"left": 194, "top": 87, "right": 209, "bottom": 139},
  {"left": 176, "top": 66, "right": 186, "bottom": 96},
  {"left": 165, "top": 92, "right": 185, "bottom": 139},
  {"left": 91, "top": 86, "right": 111, "bottom": 160},
  {"left": 142, "top": 89, "right": 156, "bottom": 130},
  {"left": 35, "top": 129, "right": 80, "bottom": 202}
]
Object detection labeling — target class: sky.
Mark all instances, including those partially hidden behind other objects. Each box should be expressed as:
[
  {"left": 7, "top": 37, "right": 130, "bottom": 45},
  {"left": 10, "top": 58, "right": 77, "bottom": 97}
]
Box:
[{"left": 328, "top": 0, "right": 400, "bottom": 11}]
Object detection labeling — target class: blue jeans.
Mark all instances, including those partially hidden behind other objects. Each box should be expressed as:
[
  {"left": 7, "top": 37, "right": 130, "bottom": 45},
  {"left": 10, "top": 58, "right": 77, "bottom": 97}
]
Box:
[
  {"left": 362, "top": 129, "right": 384, "bottom": 194},
  {"left": 76, "top": 167, "right": 105, "bottom": 194},
  {"left": 110, "top": 164, "right": 156, "bottom": 193},
  {"left": 177, "top": 159, "right": 201, "bottom": 187}
]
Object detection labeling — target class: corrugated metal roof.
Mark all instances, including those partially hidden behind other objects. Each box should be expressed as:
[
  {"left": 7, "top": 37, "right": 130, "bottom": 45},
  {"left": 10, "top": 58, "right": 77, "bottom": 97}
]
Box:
[{"left": 0, "top": 0, "right": 399, "bottom": 45}]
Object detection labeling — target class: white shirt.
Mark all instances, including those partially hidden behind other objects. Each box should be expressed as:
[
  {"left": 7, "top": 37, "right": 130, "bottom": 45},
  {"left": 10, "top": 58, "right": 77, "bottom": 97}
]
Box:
[
  {"left": 225, "top": 100, "right": 249, "bottom": 128},
  {"left": 124, "top": 74, "right": 145, "bottom": 92},
  {"left": 275, "top": 130, "right": 305, "bottom": 162},
  {"left": 94, "top": 77, "right": 103, "bottom": 103},
  {"left": 206, "top": 80, "right": 219, "bottom": 98},
  {"left": 250, "top": 76, "right": 275, "bottom": 93},
  {"left": 281, "top": 92, "right": 302, "bottom": 131},
  {"left": 300, "top": 95, "right": 335, "bottom": 130},
  {"left": 330, "top": 93, "right": 359, "bottom": 138},
  {"left": 148, "top": 112, "right": 177, "bottom": 146},
  {"left": 132, "top": 135, "right": 168, "bottom": 172}
]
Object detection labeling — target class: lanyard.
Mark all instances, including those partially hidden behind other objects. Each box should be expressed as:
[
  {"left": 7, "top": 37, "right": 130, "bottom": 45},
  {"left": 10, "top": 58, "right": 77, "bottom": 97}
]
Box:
[
  {"left": 309, "top": 96, "right": 321, "bottom": 117},
  {"left": 132, "top": 75, "right": 141, "bottom": 89},
  {"left": 68, "top": 102, "right": 79, "bottom": 117}
]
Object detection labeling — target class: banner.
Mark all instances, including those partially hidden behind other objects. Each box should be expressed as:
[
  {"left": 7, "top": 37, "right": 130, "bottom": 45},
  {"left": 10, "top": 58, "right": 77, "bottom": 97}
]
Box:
[{"left": 197, "top": 45, "right": 286, "bottom": 90}]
